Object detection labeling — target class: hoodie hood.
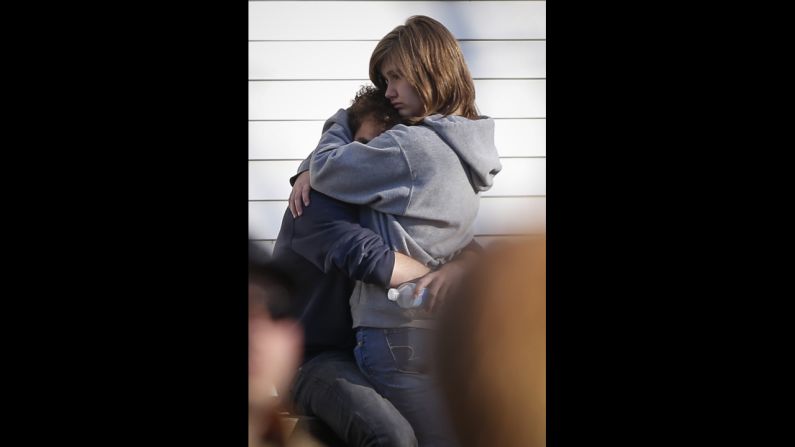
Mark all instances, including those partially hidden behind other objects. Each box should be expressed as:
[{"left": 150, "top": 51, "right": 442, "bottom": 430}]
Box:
[{"left": 420, "top": 114, "right": 502, "bottom": 192}]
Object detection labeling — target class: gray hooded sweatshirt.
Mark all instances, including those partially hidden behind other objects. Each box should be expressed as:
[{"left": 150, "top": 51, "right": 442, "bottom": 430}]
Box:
[{"left": 296, "top": 108, "right": 501, "bottom": 328}]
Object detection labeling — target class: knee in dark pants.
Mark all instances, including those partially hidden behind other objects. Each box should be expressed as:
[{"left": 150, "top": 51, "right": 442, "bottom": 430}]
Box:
[
  {"left": 294, "top": 416, "right": 347, "bottom": 447},
  {"left": 374, "top": 418, "right": 417, "bottom": 447}
]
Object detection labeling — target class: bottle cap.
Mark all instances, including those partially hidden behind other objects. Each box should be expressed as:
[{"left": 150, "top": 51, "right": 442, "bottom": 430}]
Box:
[{"left": 387, "top": 288, "right": 399, "bottom": 301}]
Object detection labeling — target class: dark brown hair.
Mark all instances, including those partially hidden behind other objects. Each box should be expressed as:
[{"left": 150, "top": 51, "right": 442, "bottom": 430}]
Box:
[
  {"left": 348, "top": 84, "right": 402, "bottom": 135},
  {"left": 369, "top": 15, "right": 479, "bottom": 121}
]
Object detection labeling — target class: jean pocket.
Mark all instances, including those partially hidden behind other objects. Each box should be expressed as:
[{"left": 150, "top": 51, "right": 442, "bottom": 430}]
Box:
[{"left": 384, "top": 328, "right": 430, "bottom": 374}]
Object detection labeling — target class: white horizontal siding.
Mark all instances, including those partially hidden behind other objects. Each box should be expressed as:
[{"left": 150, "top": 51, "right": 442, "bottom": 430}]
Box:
[
  {"left": 475, "top": 196, "right": 546, "bottom": 235},
  {"left": 249, "top": 122, "right": 327, "bottom": 160},
  {"left": 249, "top": 158, "right": 545, "bottom": 201},
  {"left": 249, "top": 41, "right": 546, "bottom": 80},
  {"left": 250, "top": 202, "right": 290, "bottom": 241},
  {"left": 249, "top": 80, "right": 546, "bottom": 120},
  {"left": 249, "top": 0, "right": 545, "bottom": 243},
  {"left": 249, "top": 160, "right": 303, "bottom": 201},
  {"left": 249, "top": 1, "right": 546, "bottom": 40},
  {"left": 484, "top": 158, "right": 546, "bottom": 197},
  {"left": 249, "top": 119, "right": 545, "bottom": 159},
  {"left": 249, "top": 197, "right": 545, "bottom": 240},
  {"left": 493, "top": 119, "right": 545, "bottom": 157}
]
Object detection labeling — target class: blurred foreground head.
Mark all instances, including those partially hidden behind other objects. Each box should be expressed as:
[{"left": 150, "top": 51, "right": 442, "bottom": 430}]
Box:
[
  {"left": 249, "top": 242, "right": 302, "bottom": 446},
  {"left": 436, "top": 236, "right": 546, "bottom": 447},
  {"left": 248, "top": 241, "right": 293, "bottom": 322}
]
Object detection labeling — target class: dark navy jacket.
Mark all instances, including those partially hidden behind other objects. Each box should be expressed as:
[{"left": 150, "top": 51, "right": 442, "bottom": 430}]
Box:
[{"left": 271, "top": 190, "right": 395, "bottom": 363}]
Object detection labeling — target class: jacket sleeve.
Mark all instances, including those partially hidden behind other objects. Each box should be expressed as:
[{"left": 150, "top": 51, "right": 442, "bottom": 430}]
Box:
[
  {"left": 308, "top": 109, "right": 414, "bottom": 216},
  {"left": 290, "top": 156, "right": 311, "bottom": 186},
  {"left": 290, "top": 190, "right": 395, "bottom": 288}
]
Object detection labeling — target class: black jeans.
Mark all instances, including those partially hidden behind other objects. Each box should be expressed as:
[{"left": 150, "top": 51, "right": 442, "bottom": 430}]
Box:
[{"left": 290, "top": 350, "right": 417, "bottom": 447}]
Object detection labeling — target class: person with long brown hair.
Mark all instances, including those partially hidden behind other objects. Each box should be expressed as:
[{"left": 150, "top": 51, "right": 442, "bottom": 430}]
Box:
[{"left": 287, "top": 16, "right": 500, "bottom": 447}]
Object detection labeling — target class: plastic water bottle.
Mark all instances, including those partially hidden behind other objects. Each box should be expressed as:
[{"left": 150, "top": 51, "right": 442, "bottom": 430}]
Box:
[{"left": 387, "top": 282, "right": 429, "bottom": 309}]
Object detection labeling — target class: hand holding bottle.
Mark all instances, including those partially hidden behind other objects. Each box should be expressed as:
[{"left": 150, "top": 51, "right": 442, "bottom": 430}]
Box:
[
  {"left": 387, "top": 281, "right": 430, "bottom": 309},
  {"left": 387, "top": 259, "right": 468, "bottom": 312}
]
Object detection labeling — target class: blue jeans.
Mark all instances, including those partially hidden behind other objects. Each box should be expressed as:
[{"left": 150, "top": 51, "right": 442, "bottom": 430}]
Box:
[
  {"left": 290, "top": 350, "right": 417, "bottom": 447},
  {"left": 354, "top": 327, "right": 460, "bottom": 447}
]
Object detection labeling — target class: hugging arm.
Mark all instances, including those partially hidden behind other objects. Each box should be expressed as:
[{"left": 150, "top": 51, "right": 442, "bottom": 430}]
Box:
[
  {"left": 414, "top": 239, "right": 484, "bottom": 312},
  {"left": 290, "top": 191, "right": 428, "bottom": 288},
  {"left": 290, "top": 109, "right": 414, "bottom": 218}
]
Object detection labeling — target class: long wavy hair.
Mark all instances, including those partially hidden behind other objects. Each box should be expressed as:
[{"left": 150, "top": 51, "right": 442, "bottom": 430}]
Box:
[{"left": 369, "top": 15, "right": 479, "bottom": 122}]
